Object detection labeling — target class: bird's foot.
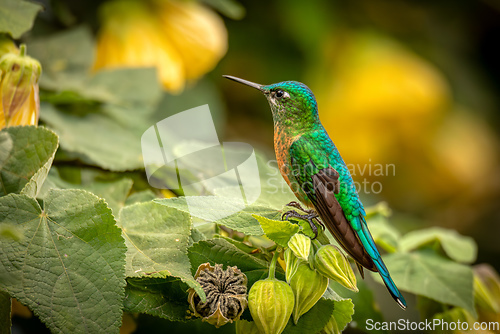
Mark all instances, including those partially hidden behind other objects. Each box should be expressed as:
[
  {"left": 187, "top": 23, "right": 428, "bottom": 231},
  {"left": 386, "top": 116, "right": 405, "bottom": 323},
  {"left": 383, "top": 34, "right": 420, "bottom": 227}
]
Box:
[
  {"left": 284, "top": 202, "right": 325, "bottom": 231},
  {"left": 282, "top": 204, "right": 324, "bottom": 239}
]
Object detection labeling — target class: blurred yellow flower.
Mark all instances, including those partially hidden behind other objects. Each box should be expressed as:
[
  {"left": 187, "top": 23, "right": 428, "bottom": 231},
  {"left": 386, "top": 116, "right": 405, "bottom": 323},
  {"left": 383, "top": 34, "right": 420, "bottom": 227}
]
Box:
[
  {"left": 317, "top": 32, "right": 451, "bottom": 163},
  {"left": 93, "top": 0, "right": 227, "bottom": 92},
  {"left": 314, "top": 31, "right": 499, "bottom": 212},
  {"left": 0, "top": 44, "right": 41, "bottom": 130}
]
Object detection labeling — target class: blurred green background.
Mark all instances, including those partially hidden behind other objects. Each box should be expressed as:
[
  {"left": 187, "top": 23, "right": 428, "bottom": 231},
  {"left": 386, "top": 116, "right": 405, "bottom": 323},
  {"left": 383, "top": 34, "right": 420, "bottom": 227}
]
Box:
[{"left": 218, "top": 0, "right": 500, "bottom": 270}]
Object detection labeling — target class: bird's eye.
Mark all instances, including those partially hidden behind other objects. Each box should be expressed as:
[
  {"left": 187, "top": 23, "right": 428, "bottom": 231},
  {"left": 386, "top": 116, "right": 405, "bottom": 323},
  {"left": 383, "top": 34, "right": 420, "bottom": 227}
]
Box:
[{"left": 275, "top": 89, "right": 284, "bottom": 98}]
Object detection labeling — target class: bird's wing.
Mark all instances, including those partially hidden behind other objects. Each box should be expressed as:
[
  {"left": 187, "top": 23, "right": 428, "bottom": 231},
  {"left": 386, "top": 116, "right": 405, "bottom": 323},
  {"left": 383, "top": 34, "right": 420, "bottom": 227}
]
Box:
[{"left": 289, "top": 137, "right": 377, "bottom": 271}]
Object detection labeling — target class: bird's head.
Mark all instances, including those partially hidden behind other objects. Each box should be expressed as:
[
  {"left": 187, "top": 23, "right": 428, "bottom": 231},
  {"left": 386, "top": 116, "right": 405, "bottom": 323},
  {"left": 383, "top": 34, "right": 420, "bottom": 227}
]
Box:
[{"left": 224, "top": 75, "right": 320, "bottom": 129}]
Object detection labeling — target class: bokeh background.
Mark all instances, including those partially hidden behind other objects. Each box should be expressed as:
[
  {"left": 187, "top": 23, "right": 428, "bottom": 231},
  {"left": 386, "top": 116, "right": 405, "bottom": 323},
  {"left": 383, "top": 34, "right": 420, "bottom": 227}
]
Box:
[
  {"left": 221, "top": 0, "right": 500, "bottom": 269},
  {"left": 12, "top": 0, "right": 500, "bottom": 332}
]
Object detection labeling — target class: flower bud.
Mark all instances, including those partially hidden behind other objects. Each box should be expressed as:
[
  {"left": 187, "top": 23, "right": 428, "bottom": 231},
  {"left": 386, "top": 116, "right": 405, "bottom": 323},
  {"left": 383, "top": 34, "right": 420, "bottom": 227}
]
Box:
[
  {"left": 248, "top": 278, "right": 294, "bottom": 334},
  {"left": 188, "top": 263, "right": 247, "bottom": 327},
  {"left": 313, "top": 245, "right": 358, "bottom": 292},
  {"left": 290, "top": 261, "right": 328, "bottom": 324},
  {"left": 0, "top": 45, "right": 41, "bottom": 129},
  {"left": 287, "top": 233, "right": 311, "bottom": 261}
]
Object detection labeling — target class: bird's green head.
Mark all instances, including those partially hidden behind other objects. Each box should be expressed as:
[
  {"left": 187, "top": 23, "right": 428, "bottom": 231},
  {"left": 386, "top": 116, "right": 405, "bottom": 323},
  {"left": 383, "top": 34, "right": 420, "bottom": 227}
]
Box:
[{"left": 224, "top": 75, "right": 320, "bottom": 130}]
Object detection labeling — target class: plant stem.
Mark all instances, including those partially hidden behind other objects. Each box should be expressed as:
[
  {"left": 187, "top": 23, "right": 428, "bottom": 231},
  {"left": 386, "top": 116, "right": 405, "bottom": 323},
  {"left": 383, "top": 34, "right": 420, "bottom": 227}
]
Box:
[
  {"left": 268, "top": 247, "right": 281, "bottom": 279},
  {"left": 20, "top": 44, "right": 26, "bottom": 56}
]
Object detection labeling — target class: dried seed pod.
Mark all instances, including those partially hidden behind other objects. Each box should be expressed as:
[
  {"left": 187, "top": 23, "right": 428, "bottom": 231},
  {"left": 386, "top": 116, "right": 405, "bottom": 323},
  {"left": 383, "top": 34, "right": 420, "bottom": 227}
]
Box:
[
  {"left": 290, "top": 261, "right": 328, "bottom": 324},
  {"left": 188, "top": 262, "right": 248, "bottom": 327},
  {"left": 313, "top": 245, "right": 358, "bottom": 292}
]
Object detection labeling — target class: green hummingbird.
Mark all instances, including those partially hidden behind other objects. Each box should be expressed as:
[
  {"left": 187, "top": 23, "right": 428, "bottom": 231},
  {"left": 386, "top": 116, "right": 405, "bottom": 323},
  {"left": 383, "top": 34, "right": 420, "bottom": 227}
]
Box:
[{"left": 224, "top": 75, "right": 407, "bottom": 309}]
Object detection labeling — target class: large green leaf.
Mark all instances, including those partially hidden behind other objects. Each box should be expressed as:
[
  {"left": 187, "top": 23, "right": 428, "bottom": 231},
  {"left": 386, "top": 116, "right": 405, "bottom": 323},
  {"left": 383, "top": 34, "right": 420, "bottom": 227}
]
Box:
[
  {"left": 188, "top": 238, "right": 268, "bottom": 273},
  {"left": 40, "top": 103, "right": 146, "bottom": 171},
  {"left": 0, "top": 290, "right": 10, "bottom": 333},
  {"left": 321, "top": 288, "right": 355, "bottom": 334},
  {"left": 374, "top": 250, "right": 476, "bottom": 317},
  {"left": 156, "top": 197, "right": 283, "bottom": 236},
  {"left": 39, "top": 169, "right": 133, "bottom": 215},
  {"left": 117, "top": 201, "right": 204, "bottom": 298},
  {"left": 399, "top": 227, "right": 477, "bottom": 263},
  {"left": 0, "top": 0, "right": 42, "bottom": 39},
  {"left": 0, "top": 189, "right": 126, "bottom": 334},
  {"left": 252, "top": 214, "right": 299, "bottom": 247},
  {"left": 28, "top": 27, "right": 94, "bottom": 91},
  {"left": 0, "top": 126, "right": 58, "bottom": 197},
  {"left": 282, "top": 297, "right": 335, "bottom": 334},
  {"left": 335, "top": 279, "right": 388, "bottom": 334}
]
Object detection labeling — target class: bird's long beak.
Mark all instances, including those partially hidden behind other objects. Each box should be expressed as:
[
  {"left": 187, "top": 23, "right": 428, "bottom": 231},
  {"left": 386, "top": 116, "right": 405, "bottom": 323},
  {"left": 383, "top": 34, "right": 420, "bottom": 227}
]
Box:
[{"left": 223, "top": 75, "right": 263, "bottom": 91}]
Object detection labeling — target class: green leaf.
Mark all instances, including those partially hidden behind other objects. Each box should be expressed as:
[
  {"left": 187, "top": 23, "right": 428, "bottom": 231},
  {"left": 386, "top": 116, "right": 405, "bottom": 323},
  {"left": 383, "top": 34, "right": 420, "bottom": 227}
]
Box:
[
  {"left": 399, "top": 227, "right": 477, "bottom": 263},
  {"left": 40, "top": 103, "right": 146, "bottom": 171},
  {"left": 374, "top": 250, "right": 476, "bottom": 317},
  {"left": 282, "top": 297, "right": 335, "bottom": 334},
  {"left": 252, "top": 214, "right": 299, "bottom": 247},
  {"left": 156, "top": 197, "right": 283, "bottom": 236},
  {"left": 0, "top": 126, "right": 58, "bottom": 197},
  {"left": 39, "top": 169, "right": 133, "bottom": 215},
  {"left": 367, "top": 214, "right": 400, "bottom": 253},
  {"left": 0, "top": 189, "right": 126, "bottom": 334},
  {"left": 321, "top": 287, "right": 355, "bottom": 334},
  {"left": 85, "top": 68, "right": 162, "bottom": 108},
  {"left": 117, "top": 201, "right": 204, "bottom": 299},
  {"left": 124, "top": 277, "right": 189, "bottom": 321},
  {"left": 332, "top": 279, "right": 387, "bottom": 334},
  {"left": 0, "top": 0, "right": 42, "bottom": 39},
  {"left": 28, "top": 27, "right": 94, "bottom": 92},
  {"left": 0, "top": 290, "right": 11, "bottom": 333},
  {"left": 327, "top": 298, "right": 354, "bottom": 334},
  {"left": 125, "top": 190, "right": 157, "bottom": 206},
  {"left": 188, "top": 238, "right": 269, "bottom": 287}
]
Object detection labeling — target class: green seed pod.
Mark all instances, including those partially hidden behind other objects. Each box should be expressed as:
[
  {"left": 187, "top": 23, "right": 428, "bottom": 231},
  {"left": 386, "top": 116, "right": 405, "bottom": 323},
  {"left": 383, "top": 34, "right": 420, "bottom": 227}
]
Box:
[
  {"left": 290, "top": 261, "right": 328, "bottom": 324},
  {"left": 313, "top": 245, "right": 358, "bottom": 292},
  {"left": 235, "top": 319, "right": 260, "bottom": 334},
  {"left": 287, "top": 233, "right": 311, "bottom": 261},
  {"left": 248, "top": 278, "right": 294, "bottom": 334},
  {"left": 284, "top": 247, "right": 299, "bottom": 283}
]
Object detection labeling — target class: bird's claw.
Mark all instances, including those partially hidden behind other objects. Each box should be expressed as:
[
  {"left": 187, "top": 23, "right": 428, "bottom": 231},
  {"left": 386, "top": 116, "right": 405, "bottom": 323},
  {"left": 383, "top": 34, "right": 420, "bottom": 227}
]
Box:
[{"left": 281, "top": 209, "right": 323, "bottom": 239}]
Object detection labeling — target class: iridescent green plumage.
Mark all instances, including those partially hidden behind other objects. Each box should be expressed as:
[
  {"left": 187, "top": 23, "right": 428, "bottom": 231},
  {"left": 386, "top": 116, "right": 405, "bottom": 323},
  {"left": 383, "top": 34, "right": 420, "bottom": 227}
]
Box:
[{"left": 224, "top": 75, "right": 407, "bottom": 309}]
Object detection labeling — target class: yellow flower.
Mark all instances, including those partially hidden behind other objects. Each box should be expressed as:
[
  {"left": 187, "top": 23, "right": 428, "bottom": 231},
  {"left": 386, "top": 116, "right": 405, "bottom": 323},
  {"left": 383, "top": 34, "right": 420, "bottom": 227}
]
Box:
[
  {"left": 0, "top": 44, "right": 41, "bottom": 130},
  {"left": 155, "top": 0, "right": 227, "bottom": 80},
  {"left": 93, "top": 0, "right": 227, "bottom": 92}
]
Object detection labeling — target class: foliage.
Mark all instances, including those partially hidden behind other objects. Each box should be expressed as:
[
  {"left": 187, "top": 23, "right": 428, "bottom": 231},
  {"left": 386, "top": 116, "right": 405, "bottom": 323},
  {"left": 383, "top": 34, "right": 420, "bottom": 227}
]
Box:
[{"left": 1, "top": 2, "right": 499, "bottom": 334}]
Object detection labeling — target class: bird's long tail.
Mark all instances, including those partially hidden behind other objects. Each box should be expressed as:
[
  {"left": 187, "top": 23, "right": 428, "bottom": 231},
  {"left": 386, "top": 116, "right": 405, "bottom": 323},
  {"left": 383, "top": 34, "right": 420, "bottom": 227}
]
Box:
[{"left": 355, "top": 216, "right": 407, "bottom": 309}]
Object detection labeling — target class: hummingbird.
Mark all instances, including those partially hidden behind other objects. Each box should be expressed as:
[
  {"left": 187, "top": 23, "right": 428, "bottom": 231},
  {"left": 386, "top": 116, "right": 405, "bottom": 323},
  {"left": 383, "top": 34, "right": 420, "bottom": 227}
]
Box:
[{"left": 224, "top": 75, "right": 407, "bottom": 309}]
